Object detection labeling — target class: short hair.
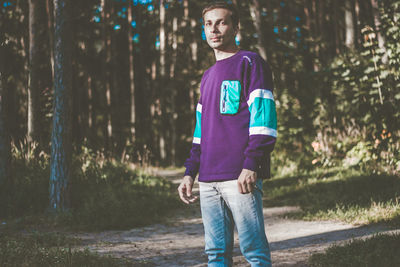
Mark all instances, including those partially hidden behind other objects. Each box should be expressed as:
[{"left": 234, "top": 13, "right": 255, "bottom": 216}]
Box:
[{"left": 202, "top": 1, "right": 239, "bottom": 29}]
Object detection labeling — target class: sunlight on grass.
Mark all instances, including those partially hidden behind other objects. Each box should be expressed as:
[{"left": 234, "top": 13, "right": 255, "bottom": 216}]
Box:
[
  {"left": 264, "top": 167, "right": 400, "bottom": 226},
  {"left": 306, "top": 200, "right": 400, "bottom": 225},
  {"left": 308, "top": 233, "right": 400, "bottom": 267}
]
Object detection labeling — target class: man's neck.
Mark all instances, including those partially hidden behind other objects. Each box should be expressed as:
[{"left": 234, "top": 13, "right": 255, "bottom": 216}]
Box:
[{"left": 214, "top": 46, "right": 240, "bottom": 61}]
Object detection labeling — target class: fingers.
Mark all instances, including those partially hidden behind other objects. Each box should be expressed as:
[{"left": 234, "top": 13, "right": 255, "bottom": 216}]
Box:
[
  {"left": 238, "top": 179, "right": 254, "bottom": 194},
  {"left": 178, "top": 183, "right": 190, "bottom": 204},
  {"left": 238, "top": 181, "right": 243, "bottom": 194},
  {"left": 177, "top": 177, "right": 198, "bottom": 204},
  {"left": 237, "top": 169, "right": 257, "bottom": 194},
  {"left": 186, "top": 183, "right": 192, "bottom": 198},
  {"left": 246, "top": 181, "right": 253, "bottom": 193},
  {"left": 238, "top": 180, "right": 246, "bottom": 194}
]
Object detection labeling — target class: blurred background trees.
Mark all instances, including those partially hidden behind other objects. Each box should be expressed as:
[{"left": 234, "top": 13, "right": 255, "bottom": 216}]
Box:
[{"left": 0, "top": 0, "right": 399, "bottom": 175}]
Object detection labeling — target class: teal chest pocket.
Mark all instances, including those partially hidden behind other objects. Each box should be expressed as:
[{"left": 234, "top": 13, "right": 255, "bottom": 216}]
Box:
[{"left": 220, "top": 80, "right": 241, "bottom": 115}]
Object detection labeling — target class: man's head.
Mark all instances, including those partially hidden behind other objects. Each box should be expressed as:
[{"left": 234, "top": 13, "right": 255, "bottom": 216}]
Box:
[
  {"left": 202, "top": 2, "right": 239, "bottom": 30},
  {"left": 202, "top": 2, "right": 239, "bottom": 52}
]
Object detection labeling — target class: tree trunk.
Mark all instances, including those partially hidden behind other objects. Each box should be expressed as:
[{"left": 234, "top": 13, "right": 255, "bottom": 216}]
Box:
[
  {"left": 231, "top": 0, "right": 242, "bottom": 44},
  {"left": 169, "top": 15, "right": 178, "bottom": 166},
  {"left": 249, "top": 0, "right": 267, "bottom": 60},
  {"left": 183, "top": 0, "right": 197, "bottom": 130},
  {"left": 28, "top": 0, "right": 52, "bottom": 145},
  {"left": 311, "top": 0, "right": 320, "bottom": 71},
  {"left": 46, "top": 0, "right": 55, "bottom": 80},
  {"left": 370, "top": 0, "right": 387, "bottom": 63},
  {"left": 333, "top": 0, "right": 341, "bottom": 54},
  {"left": 303, "top": 0, "right": 314, "bottom": 71},
  {"left": 159, "top": 0, "right": 166, "bottom": 78},
  {"left": 101, "top": 0, "right": 113, "bottom": 153},
  {"left": 49, "top": 0, "right": 72, "bottom": 212},
  {"left": 0, "top": 48, "right": 10, "bottom": 187},
  {"left": 127, "top": 1, "right": 136, "bottom": 142},
  {"left": 354, "top": 0, "right": 361, "bottom": 49},
  {"left": 345, "top": 0, "right": 355, "bottom": 49},
  {"left": 159, "top": 0, "right": 167, "bottom": 162}
]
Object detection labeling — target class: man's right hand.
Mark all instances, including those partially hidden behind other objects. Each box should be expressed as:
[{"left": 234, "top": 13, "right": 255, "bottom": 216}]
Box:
[{"left": 177, "top": 175, "right": 198, "bottom": 204}]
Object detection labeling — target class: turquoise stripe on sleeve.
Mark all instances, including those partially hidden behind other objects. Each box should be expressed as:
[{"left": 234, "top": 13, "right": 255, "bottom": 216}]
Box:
[
  {"left": 249, "top": 97, "right": 277, "bottom": 130},
  {"left": 193, "top": 106, "right": 202, "bottom": 144}
]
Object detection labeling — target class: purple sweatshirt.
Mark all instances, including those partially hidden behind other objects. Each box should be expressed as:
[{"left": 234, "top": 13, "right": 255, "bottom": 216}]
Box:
[{"left": 184, "top": 50, "right": 277, "bottom": 182}]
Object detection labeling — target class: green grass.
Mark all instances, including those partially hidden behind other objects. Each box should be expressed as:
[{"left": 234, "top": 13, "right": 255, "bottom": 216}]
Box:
[
  {"left": 67, "top": 162, "right": 181, "bottom": 231},
  {"left": 264, "top": 167, "right": 400, "bottom": 225},
  {"left": 308, "top": 233, "right": 400, "bottom": 267},
  {"left": 0, "top": 147, "right": 178, "bottom": 266},
  {"left": 0, "top": 231, "right": 150, "bottom": 266},
  {"left": 0, "top": 150, "right": 181, "bottom": 231}
]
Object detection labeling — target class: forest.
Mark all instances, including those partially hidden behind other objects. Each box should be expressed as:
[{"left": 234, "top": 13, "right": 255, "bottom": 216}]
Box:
[{"left": 0, "top": 0, "right": 399, "bottom": 265}]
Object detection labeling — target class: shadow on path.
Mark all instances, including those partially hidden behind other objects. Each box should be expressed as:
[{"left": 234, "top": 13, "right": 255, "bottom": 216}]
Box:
[{"left": 71, "top": 169, "right": 399, "bottom": 267}]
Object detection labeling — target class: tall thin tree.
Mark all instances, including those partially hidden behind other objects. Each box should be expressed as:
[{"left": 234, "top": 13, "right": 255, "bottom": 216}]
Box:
[
  {"left": 370, "top": 0, "right": 387, "bottom": 63},
  {"left": 345, "top": 0, "right": 355, "bottom": 49},
  {"left": 127, "top": 0, "right": 136, "bottom": 142},
  {"left": 249, "top": 0, "right": 268, "bottom": 60},
  {"left": 0, "top": 43, "right": 10, "bottom": 187},
  {"left": 101, "top": 0, "right": 113, "bottom": 152},
  {"left": 49, "top": 0, "right": 72, "bottom": 212},
  {"left": 158, "top": 0, "right": 167, "bottom": 162},
  {"left": 28, "top": 0, "right": 52, "bottom": 145}
]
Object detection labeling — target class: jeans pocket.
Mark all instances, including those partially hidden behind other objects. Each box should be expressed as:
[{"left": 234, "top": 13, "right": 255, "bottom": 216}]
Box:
[
  {"left": 253, "top": 179, "right": 264, "bottom": 196},
  {"left": 220, "top": 80, "right": 241, "bottom": 115}
]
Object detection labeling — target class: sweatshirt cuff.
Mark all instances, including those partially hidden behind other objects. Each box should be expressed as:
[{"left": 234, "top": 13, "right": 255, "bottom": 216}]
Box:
[
  {"left": 243, "top": 157, "right": 258, "bottom": 172},
  {"left": 184, "top": 168, "right": 197, "bottom": 179}
]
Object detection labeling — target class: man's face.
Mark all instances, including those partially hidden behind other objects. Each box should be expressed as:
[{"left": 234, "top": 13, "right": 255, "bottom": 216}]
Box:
[{"left": 203, "top": 8, "right": 238, "bottom": 51}]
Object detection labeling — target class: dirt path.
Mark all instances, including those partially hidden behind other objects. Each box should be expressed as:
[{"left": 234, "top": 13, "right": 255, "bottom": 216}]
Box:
[{"left": 70, "top": 170, "right": 397, "bottom": 266}]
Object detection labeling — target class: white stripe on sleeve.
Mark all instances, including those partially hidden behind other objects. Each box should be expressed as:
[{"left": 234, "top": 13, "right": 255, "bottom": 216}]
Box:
[
  {"left": 193, "top": 137, "right": 201, "bottom": 144},
  {"left": 249, "top": 126, "right": 277, "bottom": 137},
  {"left": 196, "top": 103, "right": 202, "bottom": 113},
  {"left": 247, "top": 89, "right": 274, "bottom": 107}
]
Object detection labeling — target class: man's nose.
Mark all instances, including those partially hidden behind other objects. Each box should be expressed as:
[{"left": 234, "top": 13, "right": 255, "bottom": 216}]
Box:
[{"left": 211, "top": 24, "right": 219, "bottom": 33}]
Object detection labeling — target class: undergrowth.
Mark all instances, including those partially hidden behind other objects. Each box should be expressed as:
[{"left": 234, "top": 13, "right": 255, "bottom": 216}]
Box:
[
  {"left": 0, "top": 145, "right": 181, "bottom": 231},
  {"left": 0, "top": 231, "right": 150, "bottom": 266},
  {"left": 308, "top": 233, "right": 400, "bottom": 267},
  {"left": 264, "top": 167, "right": 400, "bottom": 226}
]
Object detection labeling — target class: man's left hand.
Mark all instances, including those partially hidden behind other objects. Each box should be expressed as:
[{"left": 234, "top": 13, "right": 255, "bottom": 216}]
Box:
[{"left": 237, "top": 169, "right": 257, "bottom": 194}]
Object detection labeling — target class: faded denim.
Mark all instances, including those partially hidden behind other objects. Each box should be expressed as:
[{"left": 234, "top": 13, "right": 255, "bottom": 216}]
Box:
[{"left": 199, "top": 179, "right": 271, "bottom": 267}]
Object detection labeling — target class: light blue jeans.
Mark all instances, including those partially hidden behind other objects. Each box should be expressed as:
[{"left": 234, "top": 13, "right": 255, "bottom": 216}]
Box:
[{"left": 199, "top": 179, "right": 271, "bottom": 267}]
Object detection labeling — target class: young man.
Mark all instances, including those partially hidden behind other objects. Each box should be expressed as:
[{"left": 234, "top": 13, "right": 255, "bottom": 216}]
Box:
[{"left": 178, "top": 2, "right": 277, "bottom": 266}]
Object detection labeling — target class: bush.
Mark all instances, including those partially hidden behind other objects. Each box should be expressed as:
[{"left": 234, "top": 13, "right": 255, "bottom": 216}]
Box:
[
  {"left": 69, "top": 161, "right": 180, "bottom": 230},
  {"left": 0, "top": 144, "right": 180, "bottom": 231}
]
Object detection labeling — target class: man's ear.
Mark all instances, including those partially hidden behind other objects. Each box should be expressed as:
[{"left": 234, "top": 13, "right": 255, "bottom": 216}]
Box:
[{"left": 234, "top": 26, "right": 239, "bottom": 36}]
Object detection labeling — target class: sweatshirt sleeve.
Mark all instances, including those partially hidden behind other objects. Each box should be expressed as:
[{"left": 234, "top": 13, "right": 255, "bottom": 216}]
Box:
[
  {"left": 184, "top": 100, "right": 202, "bottom": 178},
  {"left": 243, "top": 55, "right": 277, "bottom": 171}
]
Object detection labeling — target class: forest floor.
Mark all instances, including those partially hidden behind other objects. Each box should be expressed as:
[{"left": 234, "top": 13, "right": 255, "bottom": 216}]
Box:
[{"left": 68, "top": 169, "right": 398, "bottom": 266}]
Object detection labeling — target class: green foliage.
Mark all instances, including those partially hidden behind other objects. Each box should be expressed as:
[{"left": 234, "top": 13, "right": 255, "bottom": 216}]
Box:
[
  {"left": 309, "top": 233, "right": 400, "bottom": 267},
  {"left": 296, "top": 1, "right": 400, "bottom": 173},
  {"left": 2, "top": 0, "right": 399, "bottom": 170},
  {"left": 264, "top": 167, "right": 400, "bottom": 226},
  {"left": 68, "top": 146, "right": 180, "bottom": 230},
  {"left": 270, "top": 0, "right": 400, "bottom": 176},
  {"left": 0, "top": 141, "right": 50, "bottom": 218},
  {"left": 0, "top": 144, "right": 180, "bottom": 231},
  {"left": 0, "top": 232, "right": 142, "bottom": 266}
]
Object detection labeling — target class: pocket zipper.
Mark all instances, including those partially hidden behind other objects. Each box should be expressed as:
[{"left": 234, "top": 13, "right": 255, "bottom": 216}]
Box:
[{"left": 222, "top": 84, "right": 227, "bottom": 112}]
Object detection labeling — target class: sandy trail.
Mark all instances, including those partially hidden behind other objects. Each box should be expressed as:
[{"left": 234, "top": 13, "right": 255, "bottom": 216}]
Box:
[{"left": 70, "top": 170, "right": 397, "bottom": 266}]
